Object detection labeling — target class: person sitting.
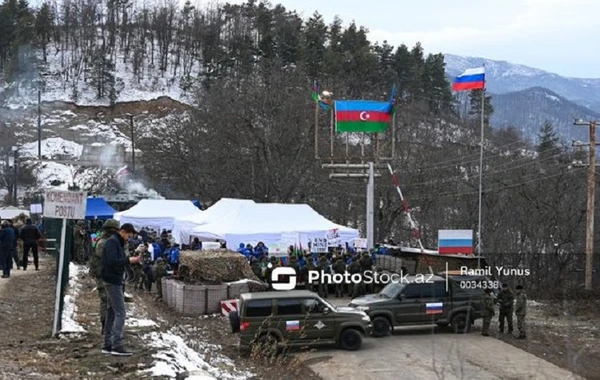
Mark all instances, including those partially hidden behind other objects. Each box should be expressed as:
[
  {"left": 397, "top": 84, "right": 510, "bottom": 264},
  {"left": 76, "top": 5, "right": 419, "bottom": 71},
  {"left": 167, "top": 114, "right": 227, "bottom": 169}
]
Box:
[{"left": 191, "top": 238, "right": 202, "bottom": 251}]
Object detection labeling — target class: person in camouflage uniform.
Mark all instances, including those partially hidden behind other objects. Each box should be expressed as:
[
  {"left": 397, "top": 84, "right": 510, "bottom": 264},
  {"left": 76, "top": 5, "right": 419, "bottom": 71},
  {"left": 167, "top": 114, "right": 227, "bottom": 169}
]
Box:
[
  {"left": 73, "top": 220, "right": 87, "bottom": 263},
  {"left": 349, "top": 255, "right": 362, "bottom": 298},
  {"left": 496, "top": 283, "right": 514, "bottom": 334},
  {"left": 317, "top": 254, "right": 330, "bottom": 298},
  {"left": 303, "top": 256, "right": 316, "bottom": 292},
  {"left": 514, "top": 285, "right": 527, "bottom": 339},
  {"left": 481, "top": 288, "right": 495, "bottom": 336},
  {"left": 333, "top": 255, "right": 346, "bottom": 298},
  {"left": 152, "top": 257, "right": 168, "bottom": 300},
  {"left": 265, "top": 257, "right": 279, "bottom": 289},
  {"left": 88, "top": 219, "right": 119, "bottom": 335},
  {"left": 359, "top": 251, "right": 374, "bottom": 294}
]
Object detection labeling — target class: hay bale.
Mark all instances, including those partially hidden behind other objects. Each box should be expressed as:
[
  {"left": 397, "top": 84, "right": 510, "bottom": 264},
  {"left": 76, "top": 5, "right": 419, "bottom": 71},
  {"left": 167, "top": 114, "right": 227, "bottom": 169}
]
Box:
[{"left": 179, "top": 250, "right": 260, "bottom": 283}]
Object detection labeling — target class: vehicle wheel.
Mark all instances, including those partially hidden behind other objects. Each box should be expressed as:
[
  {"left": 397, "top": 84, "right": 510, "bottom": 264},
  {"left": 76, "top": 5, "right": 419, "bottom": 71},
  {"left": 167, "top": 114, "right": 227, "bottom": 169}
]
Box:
[
  {"left": 253, "top": 333, "right": 279, "bottom": 357},
  {"left": 371, "top": 316, "right": 391, "bottom": 337},
  {"left": 451, "top": 313, "right": 471, "bottom": 334},
  {"left": 228, "top": 311, "right": 240, "bottom": 333},
  {"left": 339, "top": 328, "right": 363, "bottom": 351}
]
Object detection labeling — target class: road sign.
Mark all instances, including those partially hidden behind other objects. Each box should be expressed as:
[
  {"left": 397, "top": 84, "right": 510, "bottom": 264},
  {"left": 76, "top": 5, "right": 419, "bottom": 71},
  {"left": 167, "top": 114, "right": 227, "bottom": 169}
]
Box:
[{"left": 44, "top": 190, "right": 87, "bottom": 219}]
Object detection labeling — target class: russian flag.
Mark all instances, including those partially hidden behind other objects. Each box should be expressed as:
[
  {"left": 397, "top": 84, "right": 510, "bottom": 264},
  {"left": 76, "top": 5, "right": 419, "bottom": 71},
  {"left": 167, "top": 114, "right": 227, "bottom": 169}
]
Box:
[
  {"left": 426, "top": 302, "right": 444, "bottom": 315},
  {"left": 438, "top": 230, "right": 473, "bottom": 255},
  {"left": 452, "top": 67, "right": 485, "bottom": 92},
  {"left": 286, "top": 320, "right": 300, "bottom": 331}
]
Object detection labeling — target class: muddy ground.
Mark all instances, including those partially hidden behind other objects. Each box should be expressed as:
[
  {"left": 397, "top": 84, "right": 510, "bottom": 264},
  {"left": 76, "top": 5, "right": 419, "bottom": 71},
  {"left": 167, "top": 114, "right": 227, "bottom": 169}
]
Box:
[
  {"left": 0, "top": 256, "right": 598, "bottom": 379},
  {"left": 0, "top": 257, "right": 320, "bottom": 380}
]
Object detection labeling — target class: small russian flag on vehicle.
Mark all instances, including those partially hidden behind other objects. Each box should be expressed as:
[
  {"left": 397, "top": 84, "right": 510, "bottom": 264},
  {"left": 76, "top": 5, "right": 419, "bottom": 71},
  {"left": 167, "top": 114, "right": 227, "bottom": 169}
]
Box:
[
  {"left": 426, "top": 302, "right": 444, "bottom": 315},
  {"left": 286, "top": 320, "right": 300, "bottom": 331}
]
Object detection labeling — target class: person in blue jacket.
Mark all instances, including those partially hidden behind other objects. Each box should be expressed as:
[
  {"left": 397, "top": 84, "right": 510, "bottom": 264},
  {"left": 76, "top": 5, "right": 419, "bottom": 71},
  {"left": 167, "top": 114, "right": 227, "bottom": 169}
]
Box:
[
  {"left": 0, "top": 221, "right": 16, "bottom": 278},
  {"left": 169, "top": 244, "right": 181, "bottom": 275},
  {"left": 237, "top": 243, "right": 245, "bottom": 253}
]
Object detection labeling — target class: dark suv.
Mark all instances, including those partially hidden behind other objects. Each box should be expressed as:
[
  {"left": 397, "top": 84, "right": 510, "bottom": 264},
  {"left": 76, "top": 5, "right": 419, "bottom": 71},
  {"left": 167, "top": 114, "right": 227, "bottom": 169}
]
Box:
[
  {"left": 349, "top": 274, "right": 495, "bottom": 337},
  {"left": 230, "top": 290, "right": 373, "bottom": 351}
]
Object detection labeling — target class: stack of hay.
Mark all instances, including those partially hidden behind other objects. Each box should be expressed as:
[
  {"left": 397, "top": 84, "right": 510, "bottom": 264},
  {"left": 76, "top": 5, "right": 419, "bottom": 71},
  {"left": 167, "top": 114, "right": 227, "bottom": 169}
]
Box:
[{"left": 178, "top": 250, "right": 261, "bottom": 284}]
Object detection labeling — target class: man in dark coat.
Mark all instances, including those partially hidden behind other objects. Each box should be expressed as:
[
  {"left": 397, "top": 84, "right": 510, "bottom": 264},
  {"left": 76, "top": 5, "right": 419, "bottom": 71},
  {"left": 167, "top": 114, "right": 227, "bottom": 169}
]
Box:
[
  {"left": 7, "top": 220, "right": 20, "bottom": 269},
  {"left": 101, "top": 223, "right": 140, "bottom": 356},
  {"left": 0, "top": 221, "right": 16, "bottom": 278},
  {"left": 20, "top": 218, "right": 42, "bottom": 270}
]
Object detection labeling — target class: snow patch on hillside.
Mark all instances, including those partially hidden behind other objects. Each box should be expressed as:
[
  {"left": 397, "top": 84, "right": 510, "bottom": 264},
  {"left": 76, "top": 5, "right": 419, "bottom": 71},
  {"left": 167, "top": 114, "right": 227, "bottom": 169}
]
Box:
[{"left": 20, "top": 137, "right": 83, "bottom": 159}]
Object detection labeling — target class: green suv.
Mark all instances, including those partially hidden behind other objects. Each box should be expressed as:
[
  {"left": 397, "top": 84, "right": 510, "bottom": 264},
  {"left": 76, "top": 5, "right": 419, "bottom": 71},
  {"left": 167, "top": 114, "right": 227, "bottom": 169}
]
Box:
[
  {"left": 229, "top": 290, "right": 373, "bottom": 351},
  {"left": 349, "top": 274, "right": 494, "bottom": 337}
]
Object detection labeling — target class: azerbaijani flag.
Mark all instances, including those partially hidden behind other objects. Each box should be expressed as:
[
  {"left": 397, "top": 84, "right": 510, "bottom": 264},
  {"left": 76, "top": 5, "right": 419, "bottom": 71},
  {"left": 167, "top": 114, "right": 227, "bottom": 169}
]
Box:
[
  {"left": 452, "top": 67, "right": 485, "bottom": 91},
  {"left": 335, "top": 100, "right": 392, "bottom": 133},
  {"left": 438, "top": 230, "right": 473, "bottom": 254}
]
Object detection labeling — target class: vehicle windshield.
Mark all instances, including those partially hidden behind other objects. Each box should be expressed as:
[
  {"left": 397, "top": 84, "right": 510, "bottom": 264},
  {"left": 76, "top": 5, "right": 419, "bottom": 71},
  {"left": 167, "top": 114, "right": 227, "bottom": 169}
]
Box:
[
  {"left": 380, "top": 282, "right": 406, "bottom": 298},
  {"left": 318, "top": 296, "right": 337, "bottom": 311}
]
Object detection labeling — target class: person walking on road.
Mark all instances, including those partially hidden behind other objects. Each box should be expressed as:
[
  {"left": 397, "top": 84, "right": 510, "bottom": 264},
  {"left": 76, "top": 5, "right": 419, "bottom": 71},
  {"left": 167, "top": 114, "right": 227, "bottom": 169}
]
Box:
[
  {"left": 496, "top": 283, "right": 514, "bottom": 334},
  {"left": 101, "top": 223, "right": 141, "bottom": 356},
  {"left": 20, "top": 218, "right": 42, "bottom": 271},
  {"left": 481, "top": 288, "right": 495, "bottom": 336},
  {"left": 514, "top": 285, "right": 527, "bottom": 339},
  {"left": 0, "top": 221, "right": 16, "bottom": 278},
  {"left": 7, "top": 220, "right": 20, "bottom": 269}
]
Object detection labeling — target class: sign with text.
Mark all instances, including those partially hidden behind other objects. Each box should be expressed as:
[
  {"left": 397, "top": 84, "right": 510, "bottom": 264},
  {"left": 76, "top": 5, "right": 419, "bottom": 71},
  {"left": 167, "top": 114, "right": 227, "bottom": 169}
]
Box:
[
  {"left": 269, "top": 243, "right": 289, "bottom": 258},
  {"left": 326, "top": 228, "right": 341, "bottom": 247},
  {"left": 312, "top": 237, "right": 328, "bottom": 253},
  {"left": 353, "top": 238, "right": 367, "bottom": 249},
  {"left": 44, "top": 190, "right": 88, "bottom": 219}
]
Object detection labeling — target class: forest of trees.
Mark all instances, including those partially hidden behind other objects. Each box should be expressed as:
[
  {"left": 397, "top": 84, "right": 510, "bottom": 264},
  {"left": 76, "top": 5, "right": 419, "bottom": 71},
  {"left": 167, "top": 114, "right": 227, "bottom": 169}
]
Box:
[{"left": 0, "top": 0, "right": 595, "bottom": 294}]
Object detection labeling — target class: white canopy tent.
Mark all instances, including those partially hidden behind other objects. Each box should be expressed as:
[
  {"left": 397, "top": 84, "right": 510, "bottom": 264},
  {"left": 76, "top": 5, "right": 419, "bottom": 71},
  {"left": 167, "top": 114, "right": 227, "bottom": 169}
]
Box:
[
  {"left": 186, "top": 202, "right": 359, "bottom": 249},
  {"left": 0, "top": 206, "right": 30, "bottom": 219},
  {"left": 172, "top": 198, "right": 255, "bottom": 244},
  {"left": 113, "top": 199, "right": 201, "bottom": 231}
]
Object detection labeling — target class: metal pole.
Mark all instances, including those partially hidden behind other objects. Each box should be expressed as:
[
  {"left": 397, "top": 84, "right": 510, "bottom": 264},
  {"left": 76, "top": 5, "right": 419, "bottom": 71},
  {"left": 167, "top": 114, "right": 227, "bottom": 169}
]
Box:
[
  {"left": 330, "top": 104, "right": 334, "bottom": 163},
  {"left": 367, "top": 162, "right": 375, "bottom": 250},
  {"left": 129, "top": 115, "right": 135, "bottom": 173},
  {"left": 391, "top": 112, "right": 396, "bottom": 159},
  {"left": 314, "top": 101, "right": 319, "bottom": 159},
  {"left": 477, "top": 90, "right": 485, "bottom": 268},
  {"left": 13, "top": 148, "right": 17, "bottom": 206},
  {"left": 38, "top": 90, "right": 42, "bottom": 160},
  {"left": 52, "top": 218, "right": 68, "bottom": 336},
  {"left": 585, "top": 122, "right": 596, "bottom": 290}
]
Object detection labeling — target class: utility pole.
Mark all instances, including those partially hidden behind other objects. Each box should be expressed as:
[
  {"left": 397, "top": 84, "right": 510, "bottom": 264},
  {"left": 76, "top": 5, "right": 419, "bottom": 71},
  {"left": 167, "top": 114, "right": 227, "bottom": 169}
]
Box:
[
  {"left": 38, "top": 90, "right": 42, "bottom": 160},
  {"left": 127, "top": 114, "right": 135, "bottom": 173},
  {"left": 573, "top": 119, "right": 598, "bottom": 290},
  {"left": 323, "top": 163, "right": 381, "bottom": 249}
]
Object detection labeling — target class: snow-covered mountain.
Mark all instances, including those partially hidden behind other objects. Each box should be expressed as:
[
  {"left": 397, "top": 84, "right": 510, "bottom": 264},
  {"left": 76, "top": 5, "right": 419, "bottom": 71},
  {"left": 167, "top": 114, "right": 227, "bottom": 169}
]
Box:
[
  {"left": 444, "top": 54, "right": 600, "bottom": 113},
  {"left": 490, "top": 87, "right": 600, "bottom": 142}
]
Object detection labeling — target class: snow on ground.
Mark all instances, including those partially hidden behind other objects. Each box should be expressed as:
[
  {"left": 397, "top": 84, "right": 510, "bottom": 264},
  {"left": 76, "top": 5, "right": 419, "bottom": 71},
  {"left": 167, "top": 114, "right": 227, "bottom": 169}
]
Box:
[
  {"left": 141, "top": 330, "right": 251, "bottom": 380},
  {"left": 20, "top": 137, "right": 83, "bottom": 159},
  {"left": 60, "top": 263, "right": 87, "bottom": 334}
]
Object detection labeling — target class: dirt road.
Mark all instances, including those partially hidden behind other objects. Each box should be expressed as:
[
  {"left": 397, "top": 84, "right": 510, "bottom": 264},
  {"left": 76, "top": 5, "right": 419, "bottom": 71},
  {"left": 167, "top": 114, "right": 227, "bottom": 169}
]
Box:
[{"left": 304, "top": 299, "right": 583, "bottom": 380}]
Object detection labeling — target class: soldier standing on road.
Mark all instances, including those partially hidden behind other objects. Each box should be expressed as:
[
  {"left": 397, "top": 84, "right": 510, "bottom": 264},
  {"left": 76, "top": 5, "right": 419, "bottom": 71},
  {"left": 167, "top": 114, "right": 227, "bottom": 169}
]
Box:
[
  {"left": 481, "top": 288, "right": 495, "bottom": 336},
  {"left": 73, "top": 220, "right": 86, "bottom": 264},
  {"left": 89, "top": 219, "right": 119, "bottom": 335},
  {"left": 317, "top": 254, "right": 331, "bottom": 298},
  {"left": 304, "top": 257, "right": 317, "bottom": 293},
  {"left": 514, "top": 285, "right": 527, "bottom": 339},
  {"left": 333, "top": 256, "right": 346, "bottom": 298},
  {"left": 153, "top": 257, "right": 168, "bottom": 300},
  {"left": 496, "top": 283, "right": 514, "bottom": 334}
]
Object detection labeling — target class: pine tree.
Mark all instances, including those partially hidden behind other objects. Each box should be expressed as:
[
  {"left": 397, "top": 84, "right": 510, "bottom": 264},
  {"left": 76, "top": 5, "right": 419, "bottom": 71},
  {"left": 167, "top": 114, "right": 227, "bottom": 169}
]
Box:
[
  {"left": 537, "top": 121, "right": 559, "bottom": 154},
  {"left": 89, "top": 45, "right": 117, "bottom": 101},
  {"left": 302, "top": 11, "right": 327, "bottom": 79},
  {"left": 35, "top": 1, "right": 53, "bottom": 63},
  {"left": 468, "top": 89, "right": 494, "bottom": 127}
]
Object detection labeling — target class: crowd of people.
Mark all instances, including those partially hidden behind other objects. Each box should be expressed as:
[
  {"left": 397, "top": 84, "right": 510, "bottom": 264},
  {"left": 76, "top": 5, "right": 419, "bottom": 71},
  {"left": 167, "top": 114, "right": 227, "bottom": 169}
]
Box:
[{"left": 0, "top": 218, "right": 43, "bottom": 278}]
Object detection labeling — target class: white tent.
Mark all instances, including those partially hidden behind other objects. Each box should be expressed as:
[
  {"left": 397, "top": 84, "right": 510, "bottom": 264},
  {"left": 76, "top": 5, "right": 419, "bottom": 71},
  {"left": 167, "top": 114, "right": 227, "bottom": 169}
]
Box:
[
  {"left": 114, "top": 199, "right": 201, "bottom": 231},
  {"left": 187, "top": 202, "right": 359, "bottom": 249},
  {"left": 0, "top": 206, "right": 30, "bottom": 219},
  {"left": 172, "top": 198, "right": 255, "bottom": 244}
]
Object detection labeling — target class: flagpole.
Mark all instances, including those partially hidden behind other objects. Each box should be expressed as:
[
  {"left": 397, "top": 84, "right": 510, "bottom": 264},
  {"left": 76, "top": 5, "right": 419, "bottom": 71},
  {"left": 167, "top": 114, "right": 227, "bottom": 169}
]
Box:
[
  {"left": 477, "top": 88, "right": 484, "bottom": 268},
  {"left": 314, "top": 99, "right": 319, "bottom": 160}
]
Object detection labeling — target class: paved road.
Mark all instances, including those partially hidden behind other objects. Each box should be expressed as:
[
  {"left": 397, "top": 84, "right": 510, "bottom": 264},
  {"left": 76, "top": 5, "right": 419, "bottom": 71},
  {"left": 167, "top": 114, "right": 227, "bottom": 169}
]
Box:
[{"left": 302, "top": 298, "right": 582, "bottom": 380}]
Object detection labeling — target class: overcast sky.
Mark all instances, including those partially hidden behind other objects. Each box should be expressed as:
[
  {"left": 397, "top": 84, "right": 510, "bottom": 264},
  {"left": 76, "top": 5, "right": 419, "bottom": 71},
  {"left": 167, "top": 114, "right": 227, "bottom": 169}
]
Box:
[{"left": 210, "top": 0, "right": 600, "bottom": 78}]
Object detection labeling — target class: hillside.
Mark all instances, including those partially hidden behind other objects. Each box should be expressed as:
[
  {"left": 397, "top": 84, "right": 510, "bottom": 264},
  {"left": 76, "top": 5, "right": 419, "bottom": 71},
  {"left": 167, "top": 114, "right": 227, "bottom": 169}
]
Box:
[
  {"left": 490, "top": 87, "right": 600, "bottom": 142},
  {"left": 444, "top": 54, "right": 600, "bottom": 113}
]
